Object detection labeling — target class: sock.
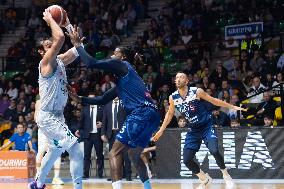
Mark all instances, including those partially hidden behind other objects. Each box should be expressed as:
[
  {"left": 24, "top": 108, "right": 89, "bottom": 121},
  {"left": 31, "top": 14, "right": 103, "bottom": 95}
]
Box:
[
  {"left": 221, "top": 168, "right": 229, "bottom": 177},
  {"left": 53, "top": 157, "right": 61, "bottom": 178},
  {"left": 145, "top": 163, "right": 152, "bottom": 178},
  {"left": 143, "top": 179, "right": 152, "bottom": 189},
  {"left": 196, "top": 170, "right": 206, "bottom": 181},
  {"left": 112, "top": 180, "right": 122, "bottom": 189}
]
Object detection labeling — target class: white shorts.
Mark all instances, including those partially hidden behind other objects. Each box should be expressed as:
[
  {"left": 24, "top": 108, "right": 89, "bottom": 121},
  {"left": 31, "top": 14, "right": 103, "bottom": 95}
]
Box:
[{"left": 36, "top": 110, "right": 77, "bottom": 151}]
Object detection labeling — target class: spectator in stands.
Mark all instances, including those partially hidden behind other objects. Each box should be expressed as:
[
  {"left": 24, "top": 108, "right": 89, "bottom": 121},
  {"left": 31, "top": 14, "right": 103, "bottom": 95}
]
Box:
[
  {"left": 182, "top": 58, "right": 196, "bottom": 75},
  {"left": 250, "top": 50, "right": 265, "bottom": 73},
  {"left": 223, "top": 50, "right": 235, "bottom": 74},
  {"left": 4, "top": 7, "right": 16, "bottom": 33},
  {"left": 177, "top": 116, "right": 187, "bottom": 128},
  {"left": 78, "top": 81, "right": 90, "bottom": 96},
  {"left": 230, "top": 119, "right": 241, "bottom": 128},
  {"left": 227, "top": 95, "right": 240, "bottom": 121},
  {"left": 115, "top": 14, "right": 127, "bottom": 36},
  {"left": 210, "top": 63, "right": 228, "bottom": 89},
  {"left": 3, "top": 99, "right": 16, "bottom": 121},
  {"left": 254, "top": 92, "right": 278, "bottom": 125},
  {"left": 276, "top": 53, "right": 284, "bottom": 72},
  {"left": 217, "top": 80, "right": 233, "bottom": 99},
  {"left": 143, "top": 65, "right": 157, "bottom": 81},
  {"left": 247, "top": 75, "right": 266, "bottom": 103},
  {"left": 263, "top": 115, "right": 274, "bottom": 127},
  {"left": 0, "top": 94, "right": 10, "bottom": 116},
  {"left": 101, "top": 74, "right": 116, "bottom": 93},
  {"left": 272, "top": 72, "right": 284, "bottom": 94},
  {"left": 153, "top": 66, "right": 171, "bottom": 91},
  {"left": 145, "top": 75, "right": 155, "bottom": 96},
  {"left": 157, "top": 84, "right": 170, "bottom": 108},
  {"left": 211, "top": 106, "right": 230, "bottom": 127},
  {"left": 263, "top": 48, "right": 278, "bottom": 75},
  {"left": 0, "top": 123, "right": 35, "bottom": 152},
  {"left": 27, "top": 13, "right": 41, "bottom": 30}
]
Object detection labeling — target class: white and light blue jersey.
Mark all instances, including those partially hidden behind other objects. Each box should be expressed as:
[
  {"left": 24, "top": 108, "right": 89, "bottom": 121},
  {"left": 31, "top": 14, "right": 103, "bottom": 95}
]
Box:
[
  {"left": 38, "top": 58, "right": 68, "bottom": 112},
  {"left": 172, "top": 86, "right": 211, "bottom": 128}
]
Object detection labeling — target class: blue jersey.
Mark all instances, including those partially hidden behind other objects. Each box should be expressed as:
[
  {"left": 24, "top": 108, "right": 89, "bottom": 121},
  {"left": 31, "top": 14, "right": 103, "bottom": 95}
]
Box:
[
  {"left": 10, "top": 132, "right": 31, "bottom": 151},
  {"left": 116, "top": 61, "right": 157, "bottom": 114},
  {"left": 172, "top": 87, "right": 211, "bottom": 128}
]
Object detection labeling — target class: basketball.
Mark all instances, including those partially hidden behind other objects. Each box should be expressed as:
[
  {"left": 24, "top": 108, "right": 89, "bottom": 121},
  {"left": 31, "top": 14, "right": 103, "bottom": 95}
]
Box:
[{"left": 47, "top": 5, "right": 67, "bottom": 26}]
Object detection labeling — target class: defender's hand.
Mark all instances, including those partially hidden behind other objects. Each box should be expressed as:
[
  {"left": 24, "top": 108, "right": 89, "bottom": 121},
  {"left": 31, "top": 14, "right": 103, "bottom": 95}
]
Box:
[
  {"left": 65, "top": 25, "right": 85, "bottom": 47},
  {"left": 153, "top": 130, "right": 163, "bottom": 142}
]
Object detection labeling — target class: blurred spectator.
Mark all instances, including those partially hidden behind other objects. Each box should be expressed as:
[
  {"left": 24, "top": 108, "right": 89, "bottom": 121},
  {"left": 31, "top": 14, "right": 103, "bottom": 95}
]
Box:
[
  {"left": 247, "top": 76, "right": 266, "bottom": 103},
  {"left": 223, "top": 50, "right": 235, "bottom": 74},
  {"left": 157, "top": 84, "right": 170, "bottom": 108},
  {"left": 101, "top": 74, "right": 116, "bottom": 93},
  {"left": 250, "top": 50, "right": 265, "bottom": 73},
  {"left": 211, "top": 106, "right": 230, "bottom": 127},
  {"left": 143, "top": 65, "right": 157, "bottom": 81},
  {"left": 4, "top": 7, "right": 16, "bottom": 33},
  {"left": 3, "top": 99, "right": 16, "bottom": 121},
  {"left": 230, "top": 119, "right": 241, "bottom": 128},
  {"left": 254, "top": 91, "right": 278, "bottom": 122},
  {"left": 0, "top": 94, "right": 10, "bottom": 116},
  {"left": 276, "top": 53, "right": 284, "bottom": 73},
  {"left": 227, "top": 95, "right": 240, "bottom": 120},
  {"left": 263, "top": 48, "right": 278, "bottom": 75},
  {"left": 263, "top": 115, "right": 274, "bottom": 127},
  {"left": 0, "top": 123, "right": 35, "bottom": 152},
  {"left": 27, "top": 13, "right": 41, "bottom": 30},
  {"left": 272, "top": 73, "right": 284, "bottom": 94},
  {"left": 177, "top": 116, "right": 187, "bottom": 128}
]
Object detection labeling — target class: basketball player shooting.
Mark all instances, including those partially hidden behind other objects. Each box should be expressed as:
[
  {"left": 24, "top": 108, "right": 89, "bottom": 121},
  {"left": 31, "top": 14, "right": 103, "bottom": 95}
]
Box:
[
  {"left": 28, "top": 7, "right": 83, "bottom": 189},
  {"left": 153, "top": 72, "right": 246, "bottom": 189},
  {"left": 67, "top": 27, "right": 160, "bottom": 189}
]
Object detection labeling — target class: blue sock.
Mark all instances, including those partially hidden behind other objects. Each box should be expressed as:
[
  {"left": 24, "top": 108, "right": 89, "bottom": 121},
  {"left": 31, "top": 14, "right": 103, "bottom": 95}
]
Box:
[{"left": 143, "top": 179, "right": 152, "bottom": 189}]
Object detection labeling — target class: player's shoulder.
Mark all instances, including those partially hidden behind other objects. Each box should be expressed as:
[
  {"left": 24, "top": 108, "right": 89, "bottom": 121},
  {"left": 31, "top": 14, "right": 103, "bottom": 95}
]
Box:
[{"left": 171, "top": 90, "right": 179, "bottom": 98}]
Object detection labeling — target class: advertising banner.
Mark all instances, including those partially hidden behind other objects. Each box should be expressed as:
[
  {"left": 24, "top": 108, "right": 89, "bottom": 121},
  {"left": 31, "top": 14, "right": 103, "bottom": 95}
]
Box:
[{"left": 156, "top": 128, "right": 284, "bottom": 179}]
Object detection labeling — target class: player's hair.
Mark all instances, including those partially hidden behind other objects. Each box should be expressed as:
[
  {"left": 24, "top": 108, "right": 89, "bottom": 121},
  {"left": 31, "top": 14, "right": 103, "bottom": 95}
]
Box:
[
  {"left": 35, "top": 37, "right": 52, "bottom": 52},
  {"left": 176, "top": 71, "right": 188, "bottom": 77},
  {"left": 178, "top": 116, "right": 186, "bottom": 121}
]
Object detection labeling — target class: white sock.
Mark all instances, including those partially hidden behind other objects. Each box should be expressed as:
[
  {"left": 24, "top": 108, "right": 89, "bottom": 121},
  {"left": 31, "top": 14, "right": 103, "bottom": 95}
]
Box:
[
  {"left": 53, "top": 157, "right": 61, "bottom": 178},
  {"left": 196, "top": 170, "right": 206, "bottom": 181},
  {"left": 221, "top": 168, "right": 229, "bottom": 177},
  {"left": 112, "top": 180, "right": 122, "bottom": 189}
]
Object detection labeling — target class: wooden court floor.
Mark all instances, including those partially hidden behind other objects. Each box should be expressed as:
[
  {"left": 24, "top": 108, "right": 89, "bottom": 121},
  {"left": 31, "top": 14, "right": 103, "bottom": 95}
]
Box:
[{"left": 1, "top": 179, "right": 284, "bottom": 189}]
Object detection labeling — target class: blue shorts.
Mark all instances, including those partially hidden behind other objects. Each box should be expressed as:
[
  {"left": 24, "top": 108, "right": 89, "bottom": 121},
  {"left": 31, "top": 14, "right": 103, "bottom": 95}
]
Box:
[
  {"left": 116, "top": 107, "right": 160, "bottom": 148},
  {"left": 184, "top": 121, "right": 218, "bottom": 151}
]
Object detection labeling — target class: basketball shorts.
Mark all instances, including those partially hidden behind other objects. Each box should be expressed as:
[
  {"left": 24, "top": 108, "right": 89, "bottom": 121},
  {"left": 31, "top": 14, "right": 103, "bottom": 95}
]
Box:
[
  {"left": 36, "top": 110, "right": 77, "bottom": 151},
  {"left": 116, "top": 107, "right": 160, "bottom": 148},
  {"left": 184, "top": 121, "right": 218, "bottom": 151}
]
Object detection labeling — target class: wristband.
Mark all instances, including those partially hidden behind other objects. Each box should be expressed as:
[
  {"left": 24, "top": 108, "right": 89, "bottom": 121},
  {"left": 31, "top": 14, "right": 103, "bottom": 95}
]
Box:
[
  {"left": 65, "top": 24, "right": 74, "bottom": 34},
  {"left": 71, "top": 47, "right": 79, "bottom": 57}
]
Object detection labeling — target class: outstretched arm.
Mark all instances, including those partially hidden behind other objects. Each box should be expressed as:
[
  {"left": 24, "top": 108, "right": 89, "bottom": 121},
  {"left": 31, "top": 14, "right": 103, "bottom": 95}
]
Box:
[
  {"left": 81, "top": 87, "right": 118, "bottom": 105},
  {"left": 153, "top": 96, "right": 175, "bottom": 141},
  {"left": 196, "top": 88, "right": 246, "bottom": 111}
]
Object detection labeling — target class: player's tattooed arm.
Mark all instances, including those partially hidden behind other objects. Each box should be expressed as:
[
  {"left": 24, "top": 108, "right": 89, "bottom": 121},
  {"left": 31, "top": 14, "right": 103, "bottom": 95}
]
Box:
[
  {"left": 196, "top": 88, "right": 247, "bottom": 111},
  {"left": 153, "top": 95, "right": 175, "bottom": 142}
]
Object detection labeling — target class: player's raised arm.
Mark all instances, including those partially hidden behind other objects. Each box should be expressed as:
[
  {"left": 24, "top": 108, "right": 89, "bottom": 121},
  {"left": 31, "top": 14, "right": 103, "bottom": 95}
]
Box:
[
  {"left": 57, "top": 17, "right": 81, "bottom": 65},
  {"left": 153, "top": 95, "right": 175, "bottom": 141},
  {"left": 40, "top": 9, "right": 65, "bottom": 76},
  {"left": 196, "top": 88, "right": 246, "bottom": 111},
  {"left": 66, "top": 26, "right": 128, "bottom": 77}
]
